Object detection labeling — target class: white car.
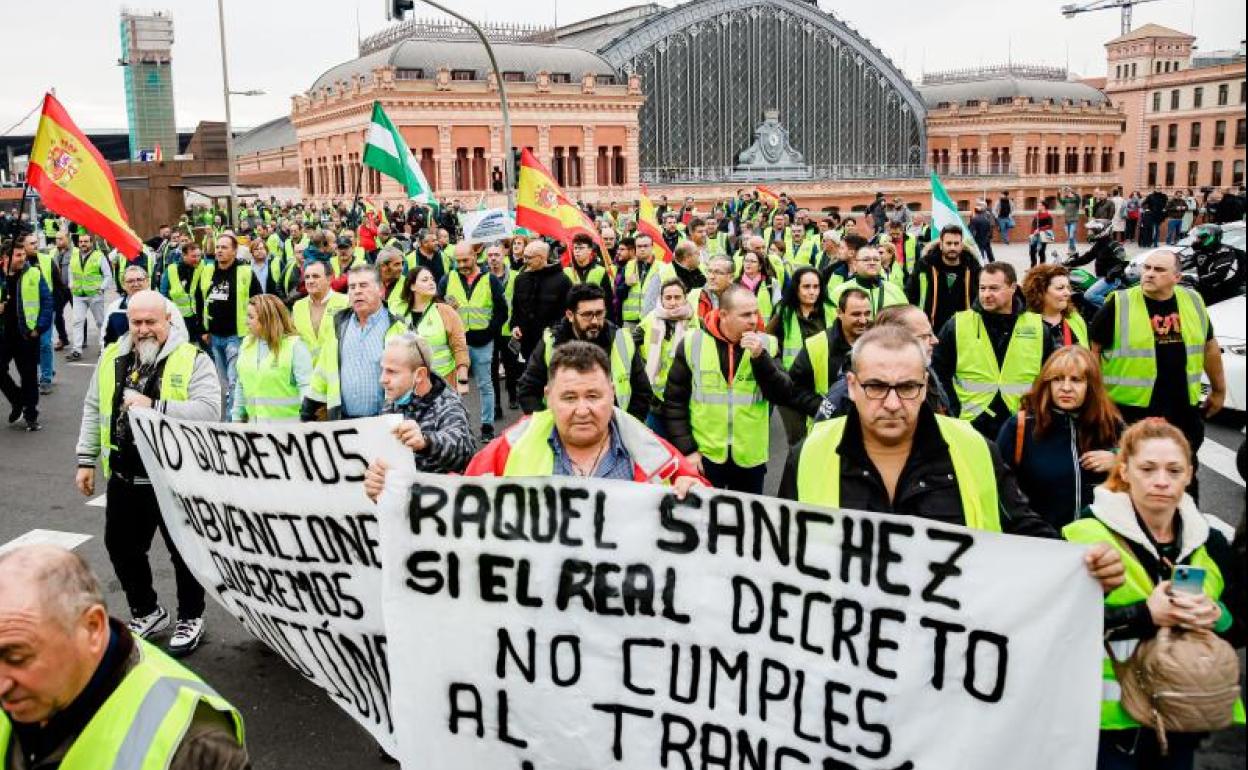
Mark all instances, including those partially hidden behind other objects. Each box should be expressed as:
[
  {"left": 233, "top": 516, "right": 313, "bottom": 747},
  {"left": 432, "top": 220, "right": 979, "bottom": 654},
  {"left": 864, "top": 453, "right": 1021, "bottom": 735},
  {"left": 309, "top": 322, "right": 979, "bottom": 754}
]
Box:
[{"left": 1204, "top": 292, "right": 1246, "bottom": 412}]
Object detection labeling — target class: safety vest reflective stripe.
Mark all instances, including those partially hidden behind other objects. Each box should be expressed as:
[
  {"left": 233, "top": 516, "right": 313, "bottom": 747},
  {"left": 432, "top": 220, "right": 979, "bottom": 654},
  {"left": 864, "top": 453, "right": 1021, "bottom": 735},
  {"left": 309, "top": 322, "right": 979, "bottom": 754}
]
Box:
[
  {"left": 497, "top": 270, "right": 516, "bottom": 336},
  {"left": 543, "top": 328, "right": 635, "bottom": 409},
  {"left": 639, "top": 312, "right": 681, "bottom": 397},
  {"left": 622, "top": 261, "right": 659, "bottom": 322},
  {"left": 1102, "top": 286, "right": 1207, "bottom": 407},
  {"left": 413, "top": 305, "right": 455, "bottom": 378},
  {"left": 444, "top": 272, "right": 493, "bottom": 331},
  {"left": 796, "top": 415, "right": 1001, "bottom": 531},
  {"left": 707, "top": 232, "right": 727, "bottom": 257},
  {"left": 291, "top": 292, "right": 349, "bottom": 361},
  {"left": 4, "top": 636, "right": 247, "bottom": 769},
  {"left": 685, "top": 329, "right": 776, "bottom": 468},
  {"left": 198, "top": 264, "right": 251, "bottom": 333},
  {"left": 952, "top": 310, "right": 1044, "bottom": 420},
  {"left": 14, "top": 267, "right": 41, "bottom": 331},
  {"left": 804, "top": 330, "right": 835, "bottom": 395},
  {"left": 1062, "top": 517, "right": 1243, "bottom": 730},
  {"left": 311, "top": 313, "right": 408, "bottom": 411},
  {"left": 71, "top": 249, "right": 106, "bottom": 297},
  {"left": 36, "top": 252, "right": 54, "bottom": 289},
  {"left": 237, "top": 335, "right": 303, "bottom": 421},
  {"left": 780, "top": 304, "right": 833, "bottom": 370},
  {"left": 564, "top": 265, "right": 607, "bottom": 286},
  {"left": 500, "top": 408, "right": 678, "bottom": 481},
  {"left": 165, "top": 264, "right": 202, "bottom": 318},
  {"left": 97, "top": 343, "right": 198, "bottom": 478},
  {"left": 830, "top": 278, "right": 908, "bottom": 315}
]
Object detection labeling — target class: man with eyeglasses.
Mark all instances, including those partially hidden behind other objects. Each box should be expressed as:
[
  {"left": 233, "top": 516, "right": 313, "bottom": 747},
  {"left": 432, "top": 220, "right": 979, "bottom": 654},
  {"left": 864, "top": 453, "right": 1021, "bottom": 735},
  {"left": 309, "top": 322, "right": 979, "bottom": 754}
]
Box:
[
  {"left": 779, "top": 327, "right": 1114, "bottom": 565},
  {"left": 829, "top": 242, "right": 908, "bottom": 314},
  {"left": 517, "top": 283, "right": 653, "bottom": 422},
  {"left": 100, "top": 265, "right": 186, "bottom": 348},
  {"left": 688, "top": 254, "right": 735, "bottom": 322}
]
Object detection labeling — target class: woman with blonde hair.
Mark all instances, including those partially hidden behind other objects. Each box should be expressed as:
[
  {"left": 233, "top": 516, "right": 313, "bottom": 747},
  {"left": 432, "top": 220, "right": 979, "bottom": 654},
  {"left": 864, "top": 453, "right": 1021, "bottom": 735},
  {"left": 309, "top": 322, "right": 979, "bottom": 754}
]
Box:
[
  {"left": 998, "top": 345, "right": 1122, "bottom": 528},
  {"left": 231, "top": 294, "right": 312, "bottom": 422},
  {"left": 1063, "top": 419, "right": 1241, "bottom": 769},
  {"left": 1021, "top": 263, "right": 1087, "bottom": 348}
]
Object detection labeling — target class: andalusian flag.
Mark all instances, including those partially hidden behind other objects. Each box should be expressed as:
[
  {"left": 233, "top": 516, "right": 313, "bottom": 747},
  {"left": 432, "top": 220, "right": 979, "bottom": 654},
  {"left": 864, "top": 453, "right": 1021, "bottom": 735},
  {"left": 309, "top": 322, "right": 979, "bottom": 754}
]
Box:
[
  {"left": 363, "top": 101, "right": 432, "bottom": 202},
  {"left": 929, "top": 172, "right": 969, "bottom": 237},
  {"left": 637, "top": 187, "right": 673, "bottom": 263},
  {"left": 515, "top": 148, "right": 601, "bottom": 249},
  {"left": 27, "top": 93, "right": 142, "bottom": 257}
]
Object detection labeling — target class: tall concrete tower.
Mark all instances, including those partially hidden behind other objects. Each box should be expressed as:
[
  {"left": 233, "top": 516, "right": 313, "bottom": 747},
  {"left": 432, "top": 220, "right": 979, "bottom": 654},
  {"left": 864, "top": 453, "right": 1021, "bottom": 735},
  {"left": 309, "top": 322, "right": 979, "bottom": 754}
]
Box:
[{"left": 119, "top": 9, "right": 176, "bottom": 160}]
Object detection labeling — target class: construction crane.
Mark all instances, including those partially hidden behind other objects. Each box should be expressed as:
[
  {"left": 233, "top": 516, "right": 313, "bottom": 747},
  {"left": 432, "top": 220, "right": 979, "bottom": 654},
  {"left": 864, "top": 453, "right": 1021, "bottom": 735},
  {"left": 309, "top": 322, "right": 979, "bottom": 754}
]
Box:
[{"left": 1061, "top": 0, "right": 1165, "bottom": 36}]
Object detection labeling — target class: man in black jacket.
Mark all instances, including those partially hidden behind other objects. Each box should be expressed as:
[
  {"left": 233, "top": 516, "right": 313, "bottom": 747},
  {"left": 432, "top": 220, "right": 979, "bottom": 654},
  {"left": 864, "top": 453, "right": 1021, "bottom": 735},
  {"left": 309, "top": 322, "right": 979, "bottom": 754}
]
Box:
[
  {"left": 510, "top": 240, "right": 571, "bottom": 360},
  {"left": 517, "top": 284, "right": 653, "bottom": 421},
  {"left": 931, "top": 262, "right": 1056, "bottom": 439},
  {"left": 1140, "top": 189, "right": 1169, "bottom": 248},
  {"left": 905, "top": 225, "right": 981, "bottom": 335},
  {"left": 778, "top": 326, "right": 1127, "bottom": 598}
]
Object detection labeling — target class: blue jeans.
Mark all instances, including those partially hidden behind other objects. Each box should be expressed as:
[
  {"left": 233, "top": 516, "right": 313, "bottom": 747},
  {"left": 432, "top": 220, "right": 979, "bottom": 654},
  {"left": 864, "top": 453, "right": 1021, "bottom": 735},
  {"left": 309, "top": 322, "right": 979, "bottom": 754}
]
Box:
[
  {"left": 38, "top": 328, "right": 53, "bottom": 386},
  {"left": 1085, "top": 276, "right": 1122, "bottom": 309},
  {"left": 1165, "top": 218, "right": 1182, "bottom": 245},
  {"left": 1066, "top": 221, "right": 1078, "bottom": 251},
  {"left": 209, "top": 335, "right": 241, "bottom": 417},
  {"left": 468, "top": 341, "right": 495, "bottom": 429},
  {"left": 997, "top": 216, "right": 1014, "bottom": 244}
]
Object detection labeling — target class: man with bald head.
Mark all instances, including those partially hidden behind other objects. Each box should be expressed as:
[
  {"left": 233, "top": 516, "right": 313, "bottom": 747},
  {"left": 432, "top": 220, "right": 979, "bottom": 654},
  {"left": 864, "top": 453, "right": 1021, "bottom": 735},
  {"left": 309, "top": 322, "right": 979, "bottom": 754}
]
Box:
[
  {"left": 76, "top": 290, "right": 221, "bottom": 657},
  {"left": 440, "top": 241, "right": 507, "bottom": 440},
  {"left": 0, "top": 545, "right": 248, "bottom": 768},
  {"left": 510, "top": 239, "right": 571, "bottom": 360}
]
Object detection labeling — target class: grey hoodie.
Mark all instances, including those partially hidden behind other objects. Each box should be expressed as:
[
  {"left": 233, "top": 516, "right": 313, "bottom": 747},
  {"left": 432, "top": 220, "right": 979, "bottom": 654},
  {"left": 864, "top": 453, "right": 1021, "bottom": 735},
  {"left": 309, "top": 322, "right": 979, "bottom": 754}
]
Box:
[{"left": 76, "top": 323, "right": 222, "bottom": 473}]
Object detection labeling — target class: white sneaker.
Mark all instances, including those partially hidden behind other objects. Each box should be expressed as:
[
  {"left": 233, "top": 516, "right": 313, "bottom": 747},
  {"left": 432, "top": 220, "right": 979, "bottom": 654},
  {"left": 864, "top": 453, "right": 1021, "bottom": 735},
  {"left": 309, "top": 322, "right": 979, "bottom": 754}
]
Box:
[
  {"left": 127, "top": 606, "right": 170, "bottom": 639},
  {"left": 168, "top": 617, "right": 204, "bottom": 658}
]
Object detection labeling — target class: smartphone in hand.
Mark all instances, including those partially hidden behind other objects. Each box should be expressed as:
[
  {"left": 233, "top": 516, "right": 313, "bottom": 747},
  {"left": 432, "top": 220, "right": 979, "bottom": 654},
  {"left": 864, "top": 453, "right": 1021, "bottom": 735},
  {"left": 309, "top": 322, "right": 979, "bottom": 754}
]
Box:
[{"left": 1170, "top": 565, "right": 1207, "bottom": 596}]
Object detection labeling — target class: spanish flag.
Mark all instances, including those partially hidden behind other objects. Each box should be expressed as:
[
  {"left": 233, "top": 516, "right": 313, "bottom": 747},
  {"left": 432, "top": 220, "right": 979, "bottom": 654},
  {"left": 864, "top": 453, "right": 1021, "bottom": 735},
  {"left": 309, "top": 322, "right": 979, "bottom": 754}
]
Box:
[
  {"left": 27, "top": 93, "right": 142, "bottom": 258},
  {"left": 755, "top": 184, "right": 780, "bottom": 210},
  {"left": 636, "top": 187, "right": 673, "bottom": 263},
  {"left": 515, "top": 148, "right": 602, "bottom": 254}
]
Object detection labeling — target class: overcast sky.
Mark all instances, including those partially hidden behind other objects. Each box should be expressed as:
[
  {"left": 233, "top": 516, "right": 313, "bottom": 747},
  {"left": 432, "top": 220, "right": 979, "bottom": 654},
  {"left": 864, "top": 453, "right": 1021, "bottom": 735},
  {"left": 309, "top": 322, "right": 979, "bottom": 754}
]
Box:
[{"left": 3, "top": 0, "right": 1244, "bottom": 133}]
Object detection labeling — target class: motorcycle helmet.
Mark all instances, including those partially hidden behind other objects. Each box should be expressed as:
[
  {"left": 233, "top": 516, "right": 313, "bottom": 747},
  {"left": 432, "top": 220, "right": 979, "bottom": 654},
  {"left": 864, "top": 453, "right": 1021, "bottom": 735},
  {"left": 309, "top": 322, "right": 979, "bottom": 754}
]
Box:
[
  {"left": 1189, "top": 223, "right": 1222, "bottom": 253},
  {"left": 1084, "top": 218, "right": 1111, "bottom": 240}
]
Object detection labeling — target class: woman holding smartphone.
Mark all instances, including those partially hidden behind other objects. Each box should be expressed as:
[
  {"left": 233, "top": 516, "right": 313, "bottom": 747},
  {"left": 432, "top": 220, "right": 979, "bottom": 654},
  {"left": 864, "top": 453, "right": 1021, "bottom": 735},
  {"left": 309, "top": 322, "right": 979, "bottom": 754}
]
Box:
[{"left": 1063, "top": 419, "right": 1240, "bottom": 769}]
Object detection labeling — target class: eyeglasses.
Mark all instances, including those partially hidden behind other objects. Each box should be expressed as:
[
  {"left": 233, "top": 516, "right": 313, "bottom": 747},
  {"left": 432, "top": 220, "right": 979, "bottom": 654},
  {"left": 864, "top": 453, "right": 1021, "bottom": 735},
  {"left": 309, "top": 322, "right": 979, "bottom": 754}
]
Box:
[
  {"left": 859, "top": 380, "right": 926, "bottom": 400},
  {"left": 575, "top": 310, "right": 607, "bottom": 321}
]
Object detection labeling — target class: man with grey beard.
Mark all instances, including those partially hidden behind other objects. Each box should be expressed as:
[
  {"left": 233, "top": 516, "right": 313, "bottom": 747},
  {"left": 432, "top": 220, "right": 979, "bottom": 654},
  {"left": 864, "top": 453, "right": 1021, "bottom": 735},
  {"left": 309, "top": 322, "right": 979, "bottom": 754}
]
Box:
[{"left": 75, "top": 290, "right": 221, "bottom": 657}]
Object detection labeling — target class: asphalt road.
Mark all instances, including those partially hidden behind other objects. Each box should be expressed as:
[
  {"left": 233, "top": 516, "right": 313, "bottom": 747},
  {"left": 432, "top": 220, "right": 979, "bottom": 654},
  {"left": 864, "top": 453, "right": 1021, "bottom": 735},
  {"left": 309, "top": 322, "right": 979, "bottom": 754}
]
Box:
[{"left": 1, "top": 241, "right": 1243, "bottom": 768}]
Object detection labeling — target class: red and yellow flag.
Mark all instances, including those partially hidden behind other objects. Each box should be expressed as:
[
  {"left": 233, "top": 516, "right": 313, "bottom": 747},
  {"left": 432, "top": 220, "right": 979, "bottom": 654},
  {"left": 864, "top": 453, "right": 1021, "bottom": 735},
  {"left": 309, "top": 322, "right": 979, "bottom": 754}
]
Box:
[
  {"left": 27, "top": 93, "right": 142, "bottom": 258},
  {"left": 755, "top": 184, "right": 780, "bottom": 210},
  {"left": 515, "top": 148, "right": 602, "bottom": 258},
  {"left": 637, "top": 187, "right": 673, "bottom": 263}
]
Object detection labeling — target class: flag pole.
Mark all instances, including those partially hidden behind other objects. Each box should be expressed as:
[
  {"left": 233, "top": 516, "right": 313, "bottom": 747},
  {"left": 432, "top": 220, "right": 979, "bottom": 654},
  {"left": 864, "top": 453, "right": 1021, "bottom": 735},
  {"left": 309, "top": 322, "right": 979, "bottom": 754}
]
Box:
[
  {"left": 416, "top": 1, "right": 513, "bottom": 212},
  {"left": 349, "top": 125, "right": 367, "bottom": 228}
]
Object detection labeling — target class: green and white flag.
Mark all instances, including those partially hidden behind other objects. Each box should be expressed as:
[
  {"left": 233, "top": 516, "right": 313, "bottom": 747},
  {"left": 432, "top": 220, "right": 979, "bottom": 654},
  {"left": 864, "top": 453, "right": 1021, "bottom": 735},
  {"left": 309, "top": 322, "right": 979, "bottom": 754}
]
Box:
[
  {"left": 363, "top": 101, "right": 432, "bottom": 203},
  {"left": 929, "top": 171, "right": 968, "bottom": 237}
]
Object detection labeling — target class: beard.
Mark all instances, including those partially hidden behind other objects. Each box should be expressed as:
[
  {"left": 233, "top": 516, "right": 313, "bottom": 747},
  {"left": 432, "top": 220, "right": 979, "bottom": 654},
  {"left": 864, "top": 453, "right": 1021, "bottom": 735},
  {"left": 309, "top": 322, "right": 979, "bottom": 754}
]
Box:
[{"left": 135, "top": 337, "right": 161, "bottom": 366}]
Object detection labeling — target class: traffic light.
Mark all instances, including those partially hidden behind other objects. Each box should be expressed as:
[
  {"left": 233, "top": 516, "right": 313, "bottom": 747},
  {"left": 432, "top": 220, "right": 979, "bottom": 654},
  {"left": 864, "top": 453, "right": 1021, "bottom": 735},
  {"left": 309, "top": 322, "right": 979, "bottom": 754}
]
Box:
[{"left": 385, "top": 0, "right": 415, "bottom": 21}]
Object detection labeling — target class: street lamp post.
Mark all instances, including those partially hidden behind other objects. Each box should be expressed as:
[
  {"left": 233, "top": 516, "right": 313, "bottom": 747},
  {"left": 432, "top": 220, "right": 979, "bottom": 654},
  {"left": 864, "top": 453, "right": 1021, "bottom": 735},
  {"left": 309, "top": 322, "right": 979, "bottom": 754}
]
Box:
[
  {"left": 216, "top": 0, "right": 238, "bottom": 230},
  {"left": 412, "top": 1, "right": 515, "bottom": 211},
  {"left": 216, "top": 0, "right": 266, "bottom": 231}
]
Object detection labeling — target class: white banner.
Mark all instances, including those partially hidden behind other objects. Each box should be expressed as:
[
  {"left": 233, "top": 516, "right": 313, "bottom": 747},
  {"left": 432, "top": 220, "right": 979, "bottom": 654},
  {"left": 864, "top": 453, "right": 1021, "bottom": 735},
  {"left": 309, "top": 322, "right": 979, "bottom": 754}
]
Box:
[
  {"left": 460, "top": 208, "right": 514, "bottom": 245},
  {"left": 130, "top": 410, "right": 415, "bottom": 754},
  {"left": 379, "top": 474, "right": 1103, "bottom": 770}
]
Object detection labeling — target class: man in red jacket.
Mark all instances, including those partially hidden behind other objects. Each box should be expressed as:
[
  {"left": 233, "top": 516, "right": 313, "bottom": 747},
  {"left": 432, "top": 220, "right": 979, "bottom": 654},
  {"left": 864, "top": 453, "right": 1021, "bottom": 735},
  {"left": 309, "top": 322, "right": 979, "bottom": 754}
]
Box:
[{"left": 364, "top": 342, "right": 705, "bottom": 500}]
